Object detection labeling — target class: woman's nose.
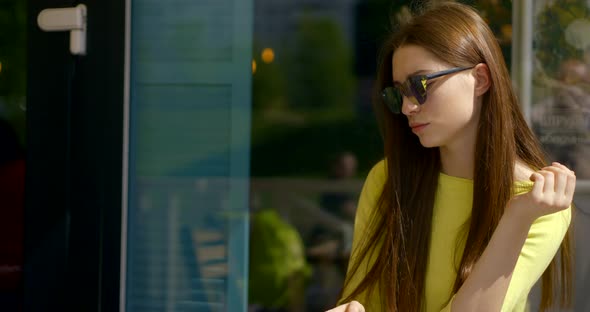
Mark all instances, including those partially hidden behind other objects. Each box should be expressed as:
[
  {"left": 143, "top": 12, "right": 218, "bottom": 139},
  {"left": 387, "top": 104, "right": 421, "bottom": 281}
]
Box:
[{"left": 401, "top": 97, "right": 420, "bottom": 116}]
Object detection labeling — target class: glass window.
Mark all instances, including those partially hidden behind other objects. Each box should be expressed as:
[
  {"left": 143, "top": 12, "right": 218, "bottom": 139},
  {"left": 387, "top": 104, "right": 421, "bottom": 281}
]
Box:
[
  {"left": 123, "top": 0, "right": 590, "bottom": 310},
  {"left": 529, "top": 1, "right": 590, "bottom": 311},
  {"left": 125, "top": 0, "right": 252, "bottom": 310}
]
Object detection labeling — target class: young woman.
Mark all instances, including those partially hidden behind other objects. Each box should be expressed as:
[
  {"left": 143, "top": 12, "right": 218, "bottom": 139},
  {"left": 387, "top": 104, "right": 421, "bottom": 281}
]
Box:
[{"left": 328, "top": 2, "right": 574, "bottom": 312}]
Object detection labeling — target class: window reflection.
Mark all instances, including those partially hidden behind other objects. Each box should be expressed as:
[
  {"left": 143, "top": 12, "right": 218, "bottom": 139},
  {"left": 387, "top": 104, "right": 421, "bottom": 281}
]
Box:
[
  {"left": 250, "top": 1, "right": 380, "bottom": 310},
  {"left": 249, "top": 0, "right": 516, "bottom": 311},
  {"left": 530, "top": 1, "right": 590, "bottom": 310},
  {"left": 532, "top": 0, "right": 590, "bottom": 179}
]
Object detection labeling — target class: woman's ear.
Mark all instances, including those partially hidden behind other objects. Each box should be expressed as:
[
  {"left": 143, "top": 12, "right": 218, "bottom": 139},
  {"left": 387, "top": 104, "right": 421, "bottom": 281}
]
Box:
[{"left": 473, "top": 63, "right": 491, "bottom": 96}]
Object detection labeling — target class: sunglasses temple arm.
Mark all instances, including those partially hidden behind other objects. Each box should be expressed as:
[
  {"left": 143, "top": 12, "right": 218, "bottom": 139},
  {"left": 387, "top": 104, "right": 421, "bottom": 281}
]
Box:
[{"left": 426, "top": 66, "right": 474, "bottom": 79}]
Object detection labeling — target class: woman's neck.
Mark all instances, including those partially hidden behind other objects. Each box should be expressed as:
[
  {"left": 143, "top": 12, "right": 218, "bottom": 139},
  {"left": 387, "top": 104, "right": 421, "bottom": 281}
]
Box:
[
  {"left": 440, "top": 145, "right": 534, "bottom": 182},
  {"left": 439, "top": 141, "right": 475, "bottom": 180}
]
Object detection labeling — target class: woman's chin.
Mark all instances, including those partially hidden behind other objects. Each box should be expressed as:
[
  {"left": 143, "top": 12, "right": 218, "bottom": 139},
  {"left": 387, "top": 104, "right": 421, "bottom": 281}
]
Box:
[{"left": 418, "top": 137, "right": 440, "bottom": 148}]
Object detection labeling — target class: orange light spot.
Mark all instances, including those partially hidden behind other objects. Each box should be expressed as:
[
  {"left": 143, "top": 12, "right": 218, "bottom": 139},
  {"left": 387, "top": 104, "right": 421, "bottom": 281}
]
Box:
[{"left": 261, "top": 48, "right": 275, "bottom": 64}]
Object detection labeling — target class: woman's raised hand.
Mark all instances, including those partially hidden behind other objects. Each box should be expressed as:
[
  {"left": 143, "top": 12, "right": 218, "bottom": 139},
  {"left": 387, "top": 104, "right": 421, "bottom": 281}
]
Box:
[
  {"left": 510, "top": 162, "right": 576, "bottom": 221},
  {"left": 325, "top": 301, "right": 365, "bottom": 312}
]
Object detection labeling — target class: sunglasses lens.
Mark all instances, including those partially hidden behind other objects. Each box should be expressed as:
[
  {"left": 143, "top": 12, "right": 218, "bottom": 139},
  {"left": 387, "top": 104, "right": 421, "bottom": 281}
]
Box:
[
  {"left": 382, "top": 87, "right": 402, "bottom": 114},
  {"left": 409, "top": 76, "right": 427, "bottom": 104}
]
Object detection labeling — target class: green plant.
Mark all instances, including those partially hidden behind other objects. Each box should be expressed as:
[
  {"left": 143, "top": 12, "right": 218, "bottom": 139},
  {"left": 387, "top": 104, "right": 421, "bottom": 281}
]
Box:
[{"left": 286, "top": 15, "right": 356, "bottom": 112}]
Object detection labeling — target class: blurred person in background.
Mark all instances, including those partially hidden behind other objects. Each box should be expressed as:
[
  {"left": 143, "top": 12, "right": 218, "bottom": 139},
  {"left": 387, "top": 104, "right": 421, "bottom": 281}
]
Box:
[
  {"left": 306, "top": 152, "right": 359, "bottom": 311},
  {"left": 320, "top": 151, "right": 358, "bottom": 223},
  {"left": 532, "top": 58, "right": 590, "bottom": 178},
  {"left": 530, "top": 56, "right": 590, "bottom": 312}
]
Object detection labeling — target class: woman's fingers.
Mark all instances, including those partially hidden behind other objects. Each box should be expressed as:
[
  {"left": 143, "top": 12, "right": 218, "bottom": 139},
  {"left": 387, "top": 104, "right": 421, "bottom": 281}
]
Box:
[
  {"left": 530, "top": 172, "right": 544, "bottom": 198},
  {"left": 551, "top": 162, "right": 569, "bottom": 173},
  {"left": 532, "top": 163, "right": 577, "bottom": 212},
  {"left": 348, "top": 301, "right": 365, "bottom": 312},
  {"left": 546, "top": 163, "right": 576, "bottom": 201},
  {"left": 539, "top": 169, "right": 554, "bottom": 195},
  {"left": 543, "top": 165, "right": 567, "bottom": 196},
  {"left": 551, "top": 162, "right": 577, "bottom": 202},
  {"left": 564, "top": 172, "right": 576, "bottom": 200},
  {"left": 525, "top": 163, "right": 577, "bottom": 217}
]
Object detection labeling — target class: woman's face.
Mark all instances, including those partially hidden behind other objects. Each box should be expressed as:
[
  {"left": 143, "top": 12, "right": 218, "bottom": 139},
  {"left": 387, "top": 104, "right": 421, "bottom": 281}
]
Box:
[{"left": 392, "top": 44, "right": 481, "bottom": 150}]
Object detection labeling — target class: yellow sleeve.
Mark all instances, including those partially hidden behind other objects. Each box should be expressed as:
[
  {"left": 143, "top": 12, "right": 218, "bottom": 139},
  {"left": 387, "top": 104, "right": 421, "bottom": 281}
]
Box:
[
  {"left": 339, "top": 160, "right": 386, "bottom": 308},
  {"left": 439, "top": 296, "right": 455, "bottom": 312},
  {"left": 438, "top": 207, "right": 571, "bottom": 312},
  {"left": 500, "top": 207, "right": 571, "bottom": 311}
]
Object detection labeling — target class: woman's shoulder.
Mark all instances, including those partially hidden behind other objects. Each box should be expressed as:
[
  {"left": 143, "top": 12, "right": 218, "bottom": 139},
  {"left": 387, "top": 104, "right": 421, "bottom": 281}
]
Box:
[
  {"left": 356, "top": 160, "right": 388, "bottom": 223},
  {"left": 358, "top": 160, "right": 387, "bottom": 200},
  {"left": 366, "top": 159, "right": 387, "bottom": 184}
]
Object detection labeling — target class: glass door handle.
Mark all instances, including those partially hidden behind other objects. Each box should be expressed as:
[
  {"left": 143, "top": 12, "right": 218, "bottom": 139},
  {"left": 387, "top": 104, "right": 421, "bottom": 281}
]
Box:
[{"left": 37, "top": 4, "right": 87, "bottom": 56}]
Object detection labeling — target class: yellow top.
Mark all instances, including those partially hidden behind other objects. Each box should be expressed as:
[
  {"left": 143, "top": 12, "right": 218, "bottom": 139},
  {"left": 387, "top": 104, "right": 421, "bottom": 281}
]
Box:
[{"left": 341, "top": 160, "right": 571, "bottom": 312}]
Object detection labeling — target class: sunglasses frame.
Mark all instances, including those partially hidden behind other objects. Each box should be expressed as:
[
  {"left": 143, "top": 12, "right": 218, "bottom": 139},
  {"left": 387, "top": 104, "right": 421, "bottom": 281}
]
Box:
[{"left": 382, "top": 66, "right": 474, "bottom": 114}]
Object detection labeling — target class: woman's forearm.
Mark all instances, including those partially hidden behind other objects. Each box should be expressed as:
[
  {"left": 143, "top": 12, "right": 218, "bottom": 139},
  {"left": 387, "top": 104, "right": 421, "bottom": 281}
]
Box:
[
  {"left": 450, "top": 165, "right": 575, "bottom": 312},
  {"left": 450, "top": 208, "right": 535, "bottom": 312}
]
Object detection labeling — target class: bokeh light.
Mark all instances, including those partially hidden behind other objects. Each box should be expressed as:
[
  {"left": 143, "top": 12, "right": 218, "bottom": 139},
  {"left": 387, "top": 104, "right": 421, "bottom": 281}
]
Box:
[{"left": 261, "top": 48, "right": 275, "bottom": 64}]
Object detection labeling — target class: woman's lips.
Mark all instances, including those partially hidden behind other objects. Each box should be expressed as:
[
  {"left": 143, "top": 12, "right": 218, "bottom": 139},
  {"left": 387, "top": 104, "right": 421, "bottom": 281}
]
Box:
[{"left": 410, "top": 123, "right": 429, "bottom": 134}]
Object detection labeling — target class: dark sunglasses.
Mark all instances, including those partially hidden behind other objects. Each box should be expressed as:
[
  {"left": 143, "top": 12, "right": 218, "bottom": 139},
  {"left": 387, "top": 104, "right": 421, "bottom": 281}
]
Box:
[{"left": 381, "top": 66, "right": 474, "bottom": 114}]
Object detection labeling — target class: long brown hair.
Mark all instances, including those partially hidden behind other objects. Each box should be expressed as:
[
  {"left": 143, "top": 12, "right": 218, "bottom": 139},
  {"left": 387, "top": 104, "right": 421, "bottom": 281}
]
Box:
[{"left": 340, "top": 2, "right": 572, "bottom": 311}]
